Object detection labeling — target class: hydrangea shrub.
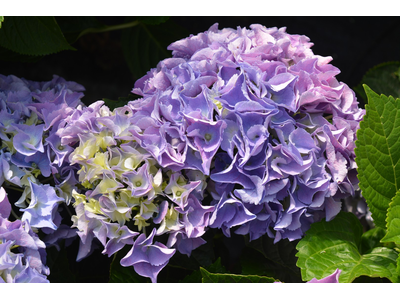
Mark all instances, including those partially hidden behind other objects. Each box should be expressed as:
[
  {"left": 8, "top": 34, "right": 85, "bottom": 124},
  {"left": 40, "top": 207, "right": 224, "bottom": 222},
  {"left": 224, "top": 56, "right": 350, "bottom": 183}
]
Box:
[{"left": 0, "top": 23, "right": 366, "bottom": 283}]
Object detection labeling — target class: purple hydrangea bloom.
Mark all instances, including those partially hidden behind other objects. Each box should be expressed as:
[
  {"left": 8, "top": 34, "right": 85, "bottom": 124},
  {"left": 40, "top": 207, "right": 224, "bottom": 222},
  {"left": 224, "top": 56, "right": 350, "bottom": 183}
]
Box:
[
  {"left": 0, "top": 187, "right": 11, "bottom": 218},
  {"left": 20, "top": 180, "right": 65, "bottom": 230},
  {"left": 130, "top": 23, "right": 364, "bottom": 244},
  {"left": 49, "top": 23, "right": 364, "bottom": 283},
  {"left": 120, "top": 228, "right": 175, "bottom": 283},
  {"left": 12, "top": 123, "right": 45, "bottom": 156},
  {"left": 0, "top": 74, "right": 85, "bottom": 225},
  {"left": 0, "top": 74, "right": 86, "bottom": 282},
  {"left": 209, "top": 192, "right": 256, "bottom": 237},
  {"left": 58, "top": 100, "right": 212, "bottom": 275},
  {"left": 0, "top": 215, "right": 49, "bottom": 282},
  {"left": 102, "top": 222, "right": 139, "bottom": 257}
]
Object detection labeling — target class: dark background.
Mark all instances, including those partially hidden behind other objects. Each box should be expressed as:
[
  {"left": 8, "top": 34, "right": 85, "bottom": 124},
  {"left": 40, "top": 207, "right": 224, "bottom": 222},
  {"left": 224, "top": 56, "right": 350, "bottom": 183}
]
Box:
[{"left": 2, "top": 16, "right": 400, "bottom": 106}]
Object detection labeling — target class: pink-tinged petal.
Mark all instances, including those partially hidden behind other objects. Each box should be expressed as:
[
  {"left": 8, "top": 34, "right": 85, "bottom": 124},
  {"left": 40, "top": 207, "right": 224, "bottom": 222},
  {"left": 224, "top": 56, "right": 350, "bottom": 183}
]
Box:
[{"left": 307, "top": 269, "right": 341, "bottom": 283}]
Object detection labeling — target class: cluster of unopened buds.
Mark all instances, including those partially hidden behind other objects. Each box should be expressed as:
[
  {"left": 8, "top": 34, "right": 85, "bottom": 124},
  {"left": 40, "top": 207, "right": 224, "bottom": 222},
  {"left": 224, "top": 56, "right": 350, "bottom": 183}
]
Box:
[{"left": 0, "top": 23, "right": 365, "bottom": 283}]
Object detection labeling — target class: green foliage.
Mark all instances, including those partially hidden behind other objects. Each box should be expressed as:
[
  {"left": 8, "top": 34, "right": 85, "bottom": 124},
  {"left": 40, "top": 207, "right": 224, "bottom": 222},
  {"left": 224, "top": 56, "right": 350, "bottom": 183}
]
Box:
[
  {"left": 121, "top": 17, "right": 189, "bottom": 79},
  {"left": 243, "top": 235, "right": 302, "bottom": 282},
  {"left": 136, "top": 16, "right": 170, "bottom": 25},
  {"left": 360, "top": 226, "right": 388, "bottom": 254},
  {"left": 354, "top": 62, "right": 400, "bottom": 103},
  {"left": 200, "top": 267, "right": 276, "bottom": 283},
  {"left": 0, "top": 16, "right": 3, "bottom": 28},
  {"left": 0, "top": 16, "right": 75, "bottom": 56},
  {"left": 296, "top": 212, "right": 399, "bottom": 282},
  {"left": 0, "top": 16, "right": 178, "bottom": 69},
  {"left": 381, "top": 190, "right": 400, "bottom": 244},
  {"left": 355, "top": 85, "right": 400, "bottom": 228},
  {"left": 54, "top": 16, "right": 106, "bottom": 44},
  {"left": 179, "top": 257, "right": 226, "bottom": 283},
  {"left": 0, "top": 15, "right": 187, "bottom": 81},
  {"left": 102, "top": 93, "right": 139, "bottom": 111},
  {"left": 397, "top": 253, "right": 400, "bottom": 275}
]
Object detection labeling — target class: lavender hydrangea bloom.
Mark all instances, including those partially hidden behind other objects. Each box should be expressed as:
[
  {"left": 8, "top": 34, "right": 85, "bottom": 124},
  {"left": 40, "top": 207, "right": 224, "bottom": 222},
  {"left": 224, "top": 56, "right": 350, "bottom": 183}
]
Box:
[
  {"left": 20, "top": 181, "right": 64, "bottom": 230},
  {"left": 130, "top": 23, "right": 364, "bottom": 244},
  {"left": 58, "top": 100, "right": 213, "bottom": 278},
  {"left": 0, "top": 187, "right": 11, "bottom": 218},
  {"left": 0, "top": 74, "right": 85, "bottom": 227},
  {"left": 39, "top": 23, "right": 364, "bottom": 283},
  {"left": 209, "top": 193, "right": 256, "bottom": 237},
  {"left": 120, "top": 228, "right": 175, "bottom": 283},
  {"left": 102, "top": 222, "right": 139, "bottom": 257},
  {"left": 0, "top": 215, "right": 49, "bottom": 282},
  {"left": 0, "top": 74, "right": 86, "bottom": 282},
  {"left": 12, "top": 123, "right": 45, "bottom": 156}
]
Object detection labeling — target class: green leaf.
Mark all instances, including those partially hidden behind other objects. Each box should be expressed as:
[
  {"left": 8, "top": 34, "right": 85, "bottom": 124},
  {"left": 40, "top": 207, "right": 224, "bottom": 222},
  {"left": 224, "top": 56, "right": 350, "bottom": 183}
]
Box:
[
  {"left": 200, "top": 267, "right": 277, "bottom": 283},
  {"left": 136, "top": 16, "right": 170, "bottom": 25},
  {"left": 0, "top": 16, "right": 75, "bottom": 56},
  {"left": 381, "top": 190, "right": 400, "bottom": 244},
  {"left": 179, "top": 257, "right": 226, "bottom": 283},
  {"left": 179, "top": 269, "right": 203, "bottom": 283},
  {"left": 354, "top": 62, "right": 400, "bottom": 103},
  {"left": 296, "top": 211, "right": 399, "bottom": 282},
  {"left": 0, "top": 16, "right": 4, "bottom": 28},
  {"left": 121, "top": 18, "right": 189, "bottom": 79},
  {"left": 355, "top": 85, "right": 400, "bottom": 228},
  {"left": 55, "top": 16, "right": 106, "bottom": 44},
  {"left": 244, "top": 234, "right": 302, "bottom": 282},
  {"left": 102, "top": 93, "right": 138, "bottom": 111},
  {"left": 360, "top": 226, "right": 387, "bottom": 254},
  {"left": 397, "top": 253, "right": 400, "bottom": 276}
]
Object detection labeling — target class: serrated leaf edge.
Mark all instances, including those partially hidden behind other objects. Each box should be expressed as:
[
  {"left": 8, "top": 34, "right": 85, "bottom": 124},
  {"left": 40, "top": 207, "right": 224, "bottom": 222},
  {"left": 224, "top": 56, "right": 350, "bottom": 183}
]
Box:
[
  {"left": 296, "top": 212, "right": 399, "bottom": 282},
  {"left": 381, "top": 189, "right": 400, "bottom": 244},
  {"left": 0, "top": 16, "right": 75, "bottom": 56},
  {"left": 200, "top": 267, "right": 277, "bottom": 283},
  {"left": 355, "top": 85, "right": 400, "bottom": 227}
]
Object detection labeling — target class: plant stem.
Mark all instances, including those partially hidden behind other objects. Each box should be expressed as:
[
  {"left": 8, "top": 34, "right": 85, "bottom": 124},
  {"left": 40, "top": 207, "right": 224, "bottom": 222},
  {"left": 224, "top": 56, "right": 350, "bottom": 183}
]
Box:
[
  {"left": 63, "top": 202, "right": 73, "bottom": 218},
  {"left": 5, "top": 185, "right": 24, "bottom": 193},
  {"left": 11, "top": 208, "right": 20, "bottom": 220},
  {"left": 77, "top": 20, "right": 140, "bottom": 40}
]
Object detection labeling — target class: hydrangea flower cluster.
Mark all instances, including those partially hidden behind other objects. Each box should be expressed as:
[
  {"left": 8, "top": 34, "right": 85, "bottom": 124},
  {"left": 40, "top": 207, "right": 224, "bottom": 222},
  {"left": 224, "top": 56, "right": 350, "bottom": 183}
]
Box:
[
  {"left": 0, "top": 188, "right": 49, "bottom": 282},
  {"left": 0, "top": 23, "right": 365, "bottom": 284},
  {"left": 58, "top": 23, "right": 364, "bottom": 282},
  {"left": 0, "top": 74, "right": 86, "bottom": 282},
  {"left": 130, "top": 23, "right": 365, "bottom": 243},
  {"left": 0, "top": 74, "right": 85, "bottom": 227},
  {"left": 57, "top": 101, "right": 214, "bottom": 282}
]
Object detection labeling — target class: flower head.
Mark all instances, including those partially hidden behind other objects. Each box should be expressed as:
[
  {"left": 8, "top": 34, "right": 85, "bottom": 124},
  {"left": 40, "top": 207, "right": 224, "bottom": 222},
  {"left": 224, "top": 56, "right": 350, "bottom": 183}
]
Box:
[{"left": 130, "top": 23, "right": 364, "bottom": 243}]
